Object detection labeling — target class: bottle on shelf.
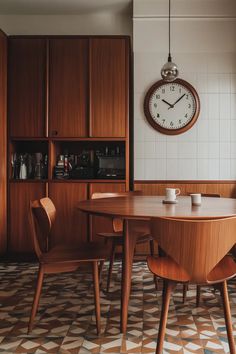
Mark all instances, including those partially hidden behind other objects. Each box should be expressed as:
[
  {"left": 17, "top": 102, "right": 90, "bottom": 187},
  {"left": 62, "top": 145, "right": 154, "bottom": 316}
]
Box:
[
  {"left": 34, "top": 152, "right": 45, "bottom": 180},
  {"left": 19, "top": 155, "right": 27, "bottom": 179}
]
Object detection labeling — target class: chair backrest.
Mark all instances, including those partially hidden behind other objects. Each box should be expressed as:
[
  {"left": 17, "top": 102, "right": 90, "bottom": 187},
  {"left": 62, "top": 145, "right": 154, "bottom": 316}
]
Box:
[
  {"left": 29, "top": 199, "right": 51, "bottom": 259},
  {"left": 91, "top": 191, "right": 142, "bottom": 232},
  {"left": 188, "top": 193, "right": 221, "bottom": 198},
  {"left": 39, "top": 197, "right": 56, "bottom": 229},
  {"left": 201, "top": 193, "right": 221, "bottom": 198},
  {"left": 151, "top": 216, "right": 236, "bottom": 283}
]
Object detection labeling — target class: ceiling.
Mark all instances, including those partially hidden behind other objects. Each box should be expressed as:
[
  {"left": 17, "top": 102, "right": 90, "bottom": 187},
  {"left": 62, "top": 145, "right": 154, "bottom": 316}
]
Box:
[{"left": 0, "top": 0, "right": 133, "bottom": 15}]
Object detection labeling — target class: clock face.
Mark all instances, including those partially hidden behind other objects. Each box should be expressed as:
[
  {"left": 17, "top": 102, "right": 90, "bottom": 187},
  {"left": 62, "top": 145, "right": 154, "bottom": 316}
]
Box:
[{"left": 144, "top": 78, "right": 200, "bottom": 135}]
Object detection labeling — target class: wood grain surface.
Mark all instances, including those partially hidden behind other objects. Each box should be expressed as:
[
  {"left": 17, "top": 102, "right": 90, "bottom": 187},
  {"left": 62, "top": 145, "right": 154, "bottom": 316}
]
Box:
[
  {"left": 8, "top": 38, "right": 46, "bottom": 137},
  {"left": 0, "top": 30, "right": 7, "bottom": 253},
  {"left": 77, "top": 195, "right": 236, "bottom": 220},
  {"left": 89, "top": 38, "right": 127, "bottom": 137},
  {"left": 49, "top": 39, "right": 88, "bottom": 137},
  {"left": 134, "top": 181, "right": 236, "bottom": 198},
  {"left": 9, "top": 183, "right": 46, "bottom": 252}
]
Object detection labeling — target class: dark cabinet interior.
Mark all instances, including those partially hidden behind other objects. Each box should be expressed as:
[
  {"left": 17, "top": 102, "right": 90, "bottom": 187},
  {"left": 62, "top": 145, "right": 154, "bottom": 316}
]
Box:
[
  {"left": 51, "top": 140, "right": 125, "bottom": 180},
  {"left": 9, "top": 140, "right": 48, "bottom": 180}
]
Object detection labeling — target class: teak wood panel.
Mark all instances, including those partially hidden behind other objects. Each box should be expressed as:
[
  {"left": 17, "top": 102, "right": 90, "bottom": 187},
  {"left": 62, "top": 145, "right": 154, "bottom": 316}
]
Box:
[
  {"left": 8, "top": 38, "right": 46, "bottom": 137},
  {"left": 134, "top": 181, "right": 236, "bottom": 198},
  {"left": 89, "top": 183, "right": 126, "bottom": 242},
  {"left": 89, "top": 38, "right": 127, "bottom": 138},
  {"left": 49, "top": 39, "right": 88, "bottom": 137},
  {"left": 0, "top": 30, "right": 7, "bottom": 253},
  {"left": 9, "top": 182, "right": 46, "bottom": 253},
  {"left": 48, "top": 182, "right": 88, "bottom": 246}
]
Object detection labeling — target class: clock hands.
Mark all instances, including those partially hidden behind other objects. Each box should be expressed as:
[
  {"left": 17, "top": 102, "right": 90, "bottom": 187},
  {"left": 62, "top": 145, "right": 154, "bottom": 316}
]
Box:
[
  {"left": 168, "top": 93, "right": 186, "bottom": 109},
  {"left": 162, "top": 99, "right": 174, "bottom": 109}
]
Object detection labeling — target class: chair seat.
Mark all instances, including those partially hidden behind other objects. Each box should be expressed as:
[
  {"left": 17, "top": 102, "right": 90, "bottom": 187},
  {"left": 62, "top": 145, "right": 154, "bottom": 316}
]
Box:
[
  {"left": 97, "top": 231, "right": 152, "bottom": 245},
  {"left": 41, "top": 242, "right": 110, "bottom": 264},
  {"left": 207, "top": 256, "right": 236, "bottom": 284},
  {"left": 147, "top": 255, "right": 190, "bottom": 283},
  {"left": 147, "top": 255, "right": 236, "bottom": 284}
]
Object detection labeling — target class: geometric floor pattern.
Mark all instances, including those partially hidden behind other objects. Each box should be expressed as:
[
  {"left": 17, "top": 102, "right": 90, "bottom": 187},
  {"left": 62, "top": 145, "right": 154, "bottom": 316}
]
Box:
[{"left": 0, "top": 261, "right": 235, "bottom": 353}]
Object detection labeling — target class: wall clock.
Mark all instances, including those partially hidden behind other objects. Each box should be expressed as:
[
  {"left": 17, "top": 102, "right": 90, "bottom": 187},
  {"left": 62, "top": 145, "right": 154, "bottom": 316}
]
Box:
[{"left": 144, "top": 78, "right": 200, "bottom": 135}]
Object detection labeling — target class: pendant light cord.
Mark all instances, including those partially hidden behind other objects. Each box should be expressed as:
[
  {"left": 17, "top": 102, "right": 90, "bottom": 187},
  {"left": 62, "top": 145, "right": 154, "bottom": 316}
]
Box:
[{"left": 168, "top": 0, "right": 172, "bottom": 62}]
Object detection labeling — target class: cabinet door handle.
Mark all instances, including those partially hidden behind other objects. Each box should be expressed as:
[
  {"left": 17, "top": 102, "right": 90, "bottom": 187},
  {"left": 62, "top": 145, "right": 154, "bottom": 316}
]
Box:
[{"left": 52, "top": 130, "right": 58, "bottom": 136}]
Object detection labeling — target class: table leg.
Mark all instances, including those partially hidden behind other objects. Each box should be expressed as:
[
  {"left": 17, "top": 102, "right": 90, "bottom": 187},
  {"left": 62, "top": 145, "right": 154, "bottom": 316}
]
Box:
[{"left": 121, "top": 219, "right": 139, "bottom": 333}]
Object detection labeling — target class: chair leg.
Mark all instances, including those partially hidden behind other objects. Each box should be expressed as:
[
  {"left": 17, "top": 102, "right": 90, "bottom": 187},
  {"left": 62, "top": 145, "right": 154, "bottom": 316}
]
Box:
[
  {"left": 28, "top": 265, "right": 44, "bottom": 334},
  {"left": 106, "top": 241, "right": 116, "bottom": 293},
  {"left": 149, "top": 240, "right": 158, "bottom": 290},
  {"left": 219, "top": 281, "right": 236, "bottom": 354},
  {"left": 196, "top": 285, "right": 201, "bottom": 307},
  {"left": 92, "top": 261, "right": 101, "bottom": 335},
  {"left": 156, "top": 280, "right": 175, "bottom": 354},
  {"left": 99, "top": 260, "right": 104, "bottom": 283},
  {"left": 183, "top": 284, "right": 188, "bottom": 303}
]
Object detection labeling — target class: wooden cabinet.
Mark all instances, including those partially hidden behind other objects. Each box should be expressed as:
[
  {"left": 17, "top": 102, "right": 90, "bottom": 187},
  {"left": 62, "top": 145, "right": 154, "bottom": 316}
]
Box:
[
  {"left": 89, "top": 183, "right": 126, "bottom": 242},
  {"left": 48, "top": 182, "right": 88, "bottom": 246},
  {"left": 9, "top": 182, "right": 46, "bottom": 253},
  {"left": 89, "top": 38, "right": 128, "bottom": 137},
  {"left": 0, "top": 30, "right": 7, "bottom": 253},
  {"left": 49, "top": 39, "right": 88, "bottom": 137},
  {"left": 8, "top": 38, "right": 46, "bottom": 137},
  {"left": 7, "top": 36, "right": 131, "bottom": 255}
]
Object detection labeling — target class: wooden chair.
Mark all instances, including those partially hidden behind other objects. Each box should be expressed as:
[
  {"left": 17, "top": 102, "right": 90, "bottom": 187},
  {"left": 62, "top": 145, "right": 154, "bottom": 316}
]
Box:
[
  {"left": 28, "top": 197, "right": 109, "bottom": 334},
  {"left": 91, "top": 191, "right": 157, "bottom": 292},
  {"left": 183, "top": 193, "right": 221, "bottom": 305},
  {"left": 147, "top": 216, "right": 236, "bottom": 354}
]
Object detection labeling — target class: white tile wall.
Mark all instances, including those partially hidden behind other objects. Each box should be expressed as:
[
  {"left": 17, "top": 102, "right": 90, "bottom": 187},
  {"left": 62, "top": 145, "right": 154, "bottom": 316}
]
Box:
[{"left": 133, "top": 10, "right": 236, "bottom": 180}]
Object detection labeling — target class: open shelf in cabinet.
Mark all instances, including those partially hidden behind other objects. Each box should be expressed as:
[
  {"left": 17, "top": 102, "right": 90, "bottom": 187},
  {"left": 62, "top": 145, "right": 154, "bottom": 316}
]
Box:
[
  {"left": 50, "top": 140, "right": 126, "bottom": 181},
  {"left": 9, "top": 140, "right": 49, "bottom": 181}
]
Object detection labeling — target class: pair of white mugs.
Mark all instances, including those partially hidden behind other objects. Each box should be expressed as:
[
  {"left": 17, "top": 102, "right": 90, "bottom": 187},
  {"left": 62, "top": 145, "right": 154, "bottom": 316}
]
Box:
[{"left": 165, "top": 188, "right": 201, "bottom": 206}]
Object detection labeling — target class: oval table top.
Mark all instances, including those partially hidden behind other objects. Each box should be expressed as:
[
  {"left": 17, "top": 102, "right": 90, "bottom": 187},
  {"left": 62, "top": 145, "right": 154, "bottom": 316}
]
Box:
[{"left": 77, "top": 195, "right": 236, "bottom": 219}]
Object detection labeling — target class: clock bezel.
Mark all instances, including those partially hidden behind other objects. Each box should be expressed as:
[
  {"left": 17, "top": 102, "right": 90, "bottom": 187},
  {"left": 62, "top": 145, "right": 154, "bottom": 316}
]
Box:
[{"left": 144, "top": 78, "right": 200, "bottom": 135}]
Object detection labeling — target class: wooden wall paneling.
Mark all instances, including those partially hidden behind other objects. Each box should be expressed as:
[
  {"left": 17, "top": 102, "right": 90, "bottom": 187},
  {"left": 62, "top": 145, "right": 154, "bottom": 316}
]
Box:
[
  {"left": 89, "top": 183, "right": 126, "bottom": 242},
  {"left": 0, "top": 30, "right": 7, "bottom": 253},
  {"left": 9, "top": 182, "right": 46, "bottom": 253},
  {"left": 134, "top": 181, "right": 236, "bottom": 198},
  {"left": 89, "top": 38, "right": 128, "bottom": 138},
  {"left": 49, "top": 39, "right": 88, "bottom": 137},
  {"left": 8, "top": 38, "right": 46, "bottom": 137},
  {"left": 48, "top": 182, "right": 88, "bottom": 246}
]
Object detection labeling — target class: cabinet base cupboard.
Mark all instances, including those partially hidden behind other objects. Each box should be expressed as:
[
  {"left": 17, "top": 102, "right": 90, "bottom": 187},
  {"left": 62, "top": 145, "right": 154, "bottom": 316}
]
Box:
[{"left": 7, "top": 35, "right": 132, "bottom": 254}]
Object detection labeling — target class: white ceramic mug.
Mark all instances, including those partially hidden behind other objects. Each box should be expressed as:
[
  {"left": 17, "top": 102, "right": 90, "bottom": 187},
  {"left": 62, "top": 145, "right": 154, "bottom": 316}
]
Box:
[
  {"left": 190, "top": 193, "right": 201, "bottom": 206},
  {"left": 165, "top": 188, "right": 180, "bottom": 201}
]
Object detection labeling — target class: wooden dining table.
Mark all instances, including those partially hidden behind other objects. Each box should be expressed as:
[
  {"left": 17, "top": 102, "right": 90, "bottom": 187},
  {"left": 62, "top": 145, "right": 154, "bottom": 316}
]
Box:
[{"left": 77, "top": 195, "right": 236, "bottom": 333}]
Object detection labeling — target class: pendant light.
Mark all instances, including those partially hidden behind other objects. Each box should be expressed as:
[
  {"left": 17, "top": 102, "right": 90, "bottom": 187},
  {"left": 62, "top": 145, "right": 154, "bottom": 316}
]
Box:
[{"left": 161, "top": 0, "right": 179, "bottom": 82}]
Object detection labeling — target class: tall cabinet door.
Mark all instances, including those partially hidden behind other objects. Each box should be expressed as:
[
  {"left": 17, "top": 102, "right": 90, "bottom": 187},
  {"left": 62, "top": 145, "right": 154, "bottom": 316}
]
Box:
[
  {"left": 49, "top": 39, "right": 88, "bottom": 137},
  {"left": 0, "top": 30, "right": 7, "bottom": 253},
  {"left": 89, "top": 38, "right": 128, "bottom": 137},
  {"left": 9, "top": 183, "right": 46, "bottom": 253},
  {"left": 48, "top": 183, "right": 88, "bottom": 246},
  {"left": 8, "top": 38, "right": 46, "bottom": 137}
]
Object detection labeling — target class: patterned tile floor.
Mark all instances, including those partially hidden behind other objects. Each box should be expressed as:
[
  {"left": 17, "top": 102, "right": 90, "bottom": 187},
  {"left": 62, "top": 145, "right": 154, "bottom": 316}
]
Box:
[{"left": 0, "top": 261, "right": 235, "bottom": 353}]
